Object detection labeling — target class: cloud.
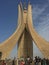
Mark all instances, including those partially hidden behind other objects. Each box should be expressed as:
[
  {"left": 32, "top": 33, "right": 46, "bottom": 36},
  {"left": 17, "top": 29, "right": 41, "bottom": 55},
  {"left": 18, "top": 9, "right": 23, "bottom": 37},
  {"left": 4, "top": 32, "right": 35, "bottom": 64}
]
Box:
[
  {"left": 33, "top": 4, "right": 49, "bottom": 34},
  {"left": 33, "top": 5, "right": 47, "bottom": 20},
  {"left": 47, "top": 0, "right": 49, "bottom": 2},
  {"left": 32, "top": 2, "right": 49, "bottom": 57}
]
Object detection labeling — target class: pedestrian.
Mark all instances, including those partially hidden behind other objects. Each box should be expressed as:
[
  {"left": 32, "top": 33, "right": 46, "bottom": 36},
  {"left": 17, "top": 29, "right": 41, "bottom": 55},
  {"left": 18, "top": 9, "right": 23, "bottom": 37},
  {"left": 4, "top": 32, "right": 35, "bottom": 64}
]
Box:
[
  {"left": 2, "top": 60, "right": 6, "bottom": 65},
  {"left": 12, "top": 60, "right": 15, "bottom": 65}
]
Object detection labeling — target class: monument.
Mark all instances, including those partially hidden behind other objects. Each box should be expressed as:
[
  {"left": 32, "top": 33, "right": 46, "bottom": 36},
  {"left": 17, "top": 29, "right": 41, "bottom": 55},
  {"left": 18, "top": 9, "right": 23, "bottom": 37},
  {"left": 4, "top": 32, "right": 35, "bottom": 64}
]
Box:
[{"left": 0, "top": 2, "right": 49, "bottom": 59}]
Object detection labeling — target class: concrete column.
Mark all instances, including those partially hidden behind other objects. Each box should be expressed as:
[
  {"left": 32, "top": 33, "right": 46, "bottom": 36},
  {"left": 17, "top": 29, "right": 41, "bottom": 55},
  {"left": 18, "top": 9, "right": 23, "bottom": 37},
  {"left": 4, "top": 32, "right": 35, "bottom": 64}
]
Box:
[{"left": 17, "top": 28, "right": 33, "bottom": 58}]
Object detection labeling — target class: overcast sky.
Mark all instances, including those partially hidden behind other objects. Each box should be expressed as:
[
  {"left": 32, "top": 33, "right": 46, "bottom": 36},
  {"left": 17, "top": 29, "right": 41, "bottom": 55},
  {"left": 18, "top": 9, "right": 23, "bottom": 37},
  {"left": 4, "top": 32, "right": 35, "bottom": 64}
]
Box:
[{"left": 0, "top": 0, "right": 49, "bottom": 58}]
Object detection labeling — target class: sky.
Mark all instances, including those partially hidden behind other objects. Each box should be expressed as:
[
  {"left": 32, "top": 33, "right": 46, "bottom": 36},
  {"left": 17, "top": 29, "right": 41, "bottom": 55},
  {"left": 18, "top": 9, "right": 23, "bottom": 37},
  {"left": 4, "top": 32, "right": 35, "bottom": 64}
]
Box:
[{"left": 0, "top": 0, "right": 49, "bottom": 59}]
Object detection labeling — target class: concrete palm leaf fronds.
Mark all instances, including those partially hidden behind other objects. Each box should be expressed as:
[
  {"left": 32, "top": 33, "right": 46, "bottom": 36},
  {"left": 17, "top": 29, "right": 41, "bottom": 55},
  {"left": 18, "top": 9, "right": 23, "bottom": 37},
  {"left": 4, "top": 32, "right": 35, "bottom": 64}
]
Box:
[{"left": 0, "top": 2, "right": 49, "bottom": 59}]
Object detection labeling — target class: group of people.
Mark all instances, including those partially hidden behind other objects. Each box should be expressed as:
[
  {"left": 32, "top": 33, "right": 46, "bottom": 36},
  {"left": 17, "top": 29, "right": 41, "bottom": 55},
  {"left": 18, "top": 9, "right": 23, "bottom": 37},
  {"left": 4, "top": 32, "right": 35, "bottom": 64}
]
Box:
[
  {"left": 41, "top": 58, "right": 49, "bottom": 65},
  {"left": 18, "top": 56, "right": 33, "bottom": 65},
  {"left": 0, "top": 56, "right": 49, "bottom": 65},
  {"left": 34, "top": 56, "right": 49, "bottom": 65},
  {"left": 0, "top": 60, "right": 7, "bottom": 65},
  {"left": 0, "top": 57, "right": 16, "bottom": 65}
]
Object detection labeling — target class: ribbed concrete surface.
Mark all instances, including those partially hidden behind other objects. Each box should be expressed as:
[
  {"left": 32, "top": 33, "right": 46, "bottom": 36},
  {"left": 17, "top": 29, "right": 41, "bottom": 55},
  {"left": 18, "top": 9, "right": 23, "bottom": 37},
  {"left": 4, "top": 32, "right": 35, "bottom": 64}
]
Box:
[{"left": 18, "top": 28, "right": 33, "bottom": 58}]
